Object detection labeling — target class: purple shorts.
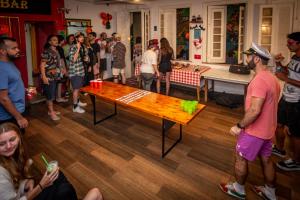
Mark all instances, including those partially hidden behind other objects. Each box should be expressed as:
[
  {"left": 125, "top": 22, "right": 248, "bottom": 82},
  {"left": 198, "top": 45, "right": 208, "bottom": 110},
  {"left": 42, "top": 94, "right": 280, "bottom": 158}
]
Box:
[{"left": 236, "top": 130, "right": 272, "bottom": 161}]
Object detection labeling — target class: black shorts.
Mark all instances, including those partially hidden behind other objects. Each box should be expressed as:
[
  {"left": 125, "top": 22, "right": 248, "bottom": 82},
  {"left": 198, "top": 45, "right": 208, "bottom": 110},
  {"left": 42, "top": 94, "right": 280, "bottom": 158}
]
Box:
[
  {"left": 277, "top": 98, "right": 300, "bottom": 137},
  {"left": 43, "top": 80, "right": 57, "bottom": 101},
  {"left": 100, "top": 58, "right": 107, "bottom": 71},
  {"left": 70, "top": 76, "right": 84, "bottom": 90}
]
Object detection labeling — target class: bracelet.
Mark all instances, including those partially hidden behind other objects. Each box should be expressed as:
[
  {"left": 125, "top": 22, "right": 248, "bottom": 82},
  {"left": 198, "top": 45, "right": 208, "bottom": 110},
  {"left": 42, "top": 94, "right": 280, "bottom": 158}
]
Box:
[
  {"left": 237, "top": 123, "right": 244, "bottom": 129},
  {"left": 38, "top": 183, "right": 43, "bottom": 191}
]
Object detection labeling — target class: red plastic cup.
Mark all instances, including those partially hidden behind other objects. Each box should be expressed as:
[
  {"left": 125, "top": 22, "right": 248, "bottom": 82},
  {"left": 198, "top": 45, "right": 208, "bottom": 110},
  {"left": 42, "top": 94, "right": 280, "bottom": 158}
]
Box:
[
  {"left": 96, "top": 80, "right": 102, "bottom": 89},
  {"left": 90, "top": 80, "right": 96, "bottom": 88}
]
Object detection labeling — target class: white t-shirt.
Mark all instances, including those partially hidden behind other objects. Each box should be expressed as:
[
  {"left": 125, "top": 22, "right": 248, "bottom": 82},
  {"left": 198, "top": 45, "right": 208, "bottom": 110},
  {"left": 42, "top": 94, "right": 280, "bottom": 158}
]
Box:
[
  {"left": 98, "top": 40, "right": 107, "bottom": 59},
  {"left": 140, "top": 50, "right": 157, "bottom": 74}
]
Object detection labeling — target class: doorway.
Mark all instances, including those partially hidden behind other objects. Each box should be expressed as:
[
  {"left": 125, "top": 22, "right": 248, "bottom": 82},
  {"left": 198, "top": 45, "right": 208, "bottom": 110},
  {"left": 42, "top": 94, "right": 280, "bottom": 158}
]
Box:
[{"left": 130, "top": 12, "right": 141, "bottom": 76}]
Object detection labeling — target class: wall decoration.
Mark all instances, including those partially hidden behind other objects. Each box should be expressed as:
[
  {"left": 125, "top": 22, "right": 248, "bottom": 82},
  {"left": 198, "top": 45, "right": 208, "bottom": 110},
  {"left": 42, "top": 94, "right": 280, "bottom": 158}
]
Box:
[
  {"left": 226, "top": 5, "right": 240, "bottom": 64},
  {"left": 193, "top": 29, "right": 202, "bottom": 50},
  {"left": 176, "top": 8, "right": 190, "bottom": 60},
  {"left": 100, "top": 12, "right": 112, "bottom": 29},
  {"left": 66, "top": 18, "right": 92, "bottom": 35}
]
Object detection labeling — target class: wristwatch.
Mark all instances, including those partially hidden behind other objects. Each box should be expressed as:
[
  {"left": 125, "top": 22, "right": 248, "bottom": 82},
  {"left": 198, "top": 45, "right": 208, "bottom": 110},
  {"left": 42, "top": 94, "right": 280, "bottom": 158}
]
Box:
[{"left": 237, "top": 123, "right": 244, "bottom": 129}]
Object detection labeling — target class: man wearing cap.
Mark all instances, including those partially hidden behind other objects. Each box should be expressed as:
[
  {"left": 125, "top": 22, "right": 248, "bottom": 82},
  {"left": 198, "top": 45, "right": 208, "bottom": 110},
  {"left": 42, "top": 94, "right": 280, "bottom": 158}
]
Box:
[
  {"left": 68, "top": 32, "right": 88, "bottom": 113},
  {"left": 272, "top": 32, "right": 300, "bottom": 171},
  {"left": 112, "top": 34, "right": 126, "bottom": 84},
  {"left": 219, "top": 43, "right": 280, "bottom": 200}
]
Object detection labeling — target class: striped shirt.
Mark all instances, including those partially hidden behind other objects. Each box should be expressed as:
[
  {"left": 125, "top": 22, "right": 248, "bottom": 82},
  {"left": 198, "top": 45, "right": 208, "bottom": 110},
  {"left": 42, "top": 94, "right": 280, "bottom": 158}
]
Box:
[
  {"left": 283, "top": 55, "right": 300, "bottom": 102},
  {"left": 68, "top": 44, "right": 85, "bottom": 77}
]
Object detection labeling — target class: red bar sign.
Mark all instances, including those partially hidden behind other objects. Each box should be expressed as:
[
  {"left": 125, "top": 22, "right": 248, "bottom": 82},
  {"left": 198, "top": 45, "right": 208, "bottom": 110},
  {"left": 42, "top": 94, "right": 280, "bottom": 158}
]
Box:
[{"left": 194, "top": 54, "right": 201, "bottom": 59}]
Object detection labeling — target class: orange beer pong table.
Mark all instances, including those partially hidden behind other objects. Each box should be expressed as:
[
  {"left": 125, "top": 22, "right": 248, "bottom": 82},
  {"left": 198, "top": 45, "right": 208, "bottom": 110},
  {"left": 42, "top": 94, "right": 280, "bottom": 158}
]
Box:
[{"left": 81, "top": 81, "right": 206, "bottom": 157}]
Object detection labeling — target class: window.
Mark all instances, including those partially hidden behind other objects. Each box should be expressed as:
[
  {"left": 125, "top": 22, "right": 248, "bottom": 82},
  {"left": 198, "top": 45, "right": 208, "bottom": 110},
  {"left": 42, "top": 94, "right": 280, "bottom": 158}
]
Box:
[
  {"left": 259, "top": 7, "right": 273, "bottom": 52},
  {"left": 238, "top": 6, "right": 245, "bottom": 63},
  {"left": 207, "top": 6, "right": 226, "bottom": 63}
]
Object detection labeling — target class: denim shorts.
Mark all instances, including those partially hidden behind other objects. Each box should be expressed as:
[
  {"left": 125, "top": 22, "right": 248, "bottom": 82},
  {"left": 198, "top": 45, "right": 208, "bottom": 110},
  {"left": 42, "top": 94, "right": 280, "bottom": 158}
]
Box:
[
  {"left": 43, "top": 80, "right": 57, "bottom": 101},
  {"left": 70, "top": 76, "right": 84, "bottom": 90}
]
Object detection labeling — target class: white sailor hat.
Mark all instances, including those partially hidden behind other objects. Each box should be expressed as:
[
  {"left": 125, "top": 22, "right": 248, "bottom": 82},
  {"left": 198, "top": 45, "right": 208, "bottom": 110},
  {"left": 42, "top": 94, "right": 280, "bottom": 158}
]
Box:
[{"left": 243, "top": 42, "right": 272, "bottom": 60}]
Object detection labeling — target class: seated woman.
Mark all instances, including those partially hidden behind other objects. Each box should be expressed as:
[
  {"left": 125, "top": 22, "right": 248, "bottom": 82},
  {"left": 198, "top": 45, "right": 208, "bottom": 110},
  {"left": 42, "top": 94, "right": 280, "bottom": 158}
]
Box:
[{"left": 0, "top": 122, "right": 103, "bottom": 200}]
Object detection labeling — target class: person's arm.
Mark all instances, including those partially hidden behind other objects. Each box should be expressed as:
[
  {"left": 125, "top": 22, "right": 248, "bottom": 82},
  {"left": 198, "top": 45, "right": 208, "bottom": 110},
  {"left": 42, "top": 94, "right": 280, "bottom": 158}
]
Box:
[
  {"left": 276, "top": 72, "right": 300, "bottom": 88},
  {"left": 69, "top": 43, "right": 81, "bottom": 62},
  {"left": 40, "top": 60, "right": 49, "bottom": 85},
  {"left": 0, "top": 90, "right": 28, "bottom": 128},
  {"left": 25, "top": 168, "right": 60, "bottom": 200},
  {"left": 230, "top": 96, "right": 264, "bottom": 135}
]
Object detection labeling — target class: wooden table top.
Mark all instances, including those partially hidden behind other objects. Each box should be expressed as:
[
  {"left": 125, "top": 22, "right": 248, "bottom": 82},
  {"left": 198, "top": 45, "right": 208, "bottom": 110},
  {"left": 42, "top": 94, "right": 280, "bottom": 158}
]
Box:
[
  {"left": 202, "top": 68, "right": 254, "bottom": 85},
  {"left": 81, "top": 81, "right": 206, "bottom": 125}
]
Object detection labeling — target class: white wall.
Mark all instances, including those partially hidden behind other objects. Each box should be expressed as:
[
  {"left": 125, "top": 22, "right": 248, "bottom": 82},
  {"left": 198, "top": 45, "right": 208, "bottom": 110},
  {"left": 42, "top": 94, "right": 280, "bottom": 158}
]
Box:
[{"left": 64, "top": 0, "right": 299, "bottom": 94}]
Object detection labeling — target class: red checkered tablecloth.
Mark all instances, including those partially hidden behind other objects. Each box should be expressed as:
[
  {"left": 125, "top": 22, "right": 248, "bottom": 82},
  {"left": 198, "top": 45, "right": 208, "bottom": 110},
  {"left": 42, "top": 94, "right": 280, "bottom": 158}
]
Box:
[{"left": 135, "top": 64, "right": 211, "bottom": 86}]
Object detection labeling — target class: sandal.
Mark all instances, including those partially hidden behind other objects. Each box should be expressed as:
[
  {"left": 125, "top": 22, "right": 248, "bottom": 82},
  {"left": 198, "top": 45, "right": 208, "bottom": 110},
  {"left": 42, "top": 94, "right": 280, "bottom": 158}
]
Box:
[{"left": 219, "top": 183, "right": 246, "bottom": 200}]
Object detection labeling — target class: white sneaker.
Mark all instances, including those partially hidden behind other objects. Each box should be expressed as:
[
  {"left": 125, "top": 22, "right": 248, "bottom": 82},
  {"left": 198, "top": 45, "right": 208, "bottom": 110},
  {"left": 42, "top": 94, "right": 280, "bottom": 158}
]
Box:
[
  {"left": 73, "top": 106, "right": 85, "bottom": 113},
  {"left": 78, "top": 100, "right": 87, "bottom": 107},
  {"left": 56, "top": 98, "right": 68, "bottom": 103}
]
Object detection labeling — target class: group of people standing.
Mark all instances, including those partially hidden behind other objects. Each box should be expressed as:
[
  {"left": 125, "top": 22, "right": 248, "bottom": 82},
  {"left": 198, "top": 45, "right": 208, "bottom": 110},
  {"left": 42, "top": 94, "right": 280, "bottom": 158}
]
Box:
[
  {"left": 0, "top": 37, "right": 103, "bottom": 200},
  {"left": 139, "top": 37, "right": 174, "bottom": 96},
  {"left": 41, "top": 31, "right": 126, "bottom": 120}
]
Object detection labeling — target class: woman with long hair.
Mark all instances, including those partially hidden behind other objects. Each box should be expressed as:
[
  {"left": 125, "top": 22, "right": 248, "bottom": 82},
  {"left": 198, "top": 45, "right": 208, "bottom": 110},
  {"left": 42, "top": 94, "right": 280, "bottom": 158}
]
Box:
[
  {"left": 157, "top": 37, "right": 174, "bottom": 96},
  {"left": 0, "top": 122, "right": 103, "bottom": 200},
  {"left": 40, "top": 35, "right": 62, "bottom": 121}
]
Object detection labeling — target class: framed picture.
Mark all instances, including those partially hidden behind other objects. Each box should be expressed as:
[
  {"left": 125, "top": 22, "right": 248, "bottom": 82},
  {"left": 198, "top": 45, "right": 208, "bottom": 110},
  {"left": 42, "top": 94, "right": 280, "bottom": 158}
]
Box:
[{"left": 66, "top": 18, "right": 91, "bottom": 36}]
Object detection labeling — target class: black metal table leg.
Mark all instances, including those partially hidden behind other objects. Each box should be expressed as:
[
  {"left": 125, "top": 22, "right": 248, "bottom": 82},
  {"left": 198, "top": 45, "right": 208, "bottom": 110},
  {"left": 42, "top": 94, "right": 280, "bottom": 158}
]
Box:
[
  {"left": 90, "top": 94, "right": 117, "bottom": 125},
  {"left": 161, "top": 119, "right": 182, "bottom": 158}
]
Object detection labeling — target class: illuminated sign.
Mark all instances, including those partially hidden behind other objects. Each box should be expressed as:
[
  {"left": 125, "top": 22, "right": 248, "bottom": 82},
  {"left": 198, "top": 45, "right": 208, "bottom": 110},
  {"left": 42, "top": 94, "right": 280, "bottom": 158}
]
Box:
[{"left": 0, "top": 0, "right": 51, "bottom": 15}]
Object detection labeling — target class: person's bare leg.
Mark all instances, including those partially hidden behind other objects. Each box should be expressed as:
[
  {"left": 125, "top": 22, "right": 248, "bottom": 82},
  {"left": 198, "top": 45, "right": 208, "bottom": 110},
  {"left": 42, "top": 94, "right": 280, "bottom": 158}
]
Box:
[
  {"left": 165, "top": 72, "right": 171, "bottom": 96},
  {"left": 83, "top": 188, "right": 103, "bottom": 200},
  {"left": 259, "top": 156, "right": 276, "bottom": 187},
  {"left": 73, "top": 89, "right": 79, "bottom": 106},
  {"left": 235, "top": 152, "right": 248, "bottom": 185},
  {"left": 156, "top": 73, "right": 162, "bottom": 93},
  {"left": 275, "top": 124, "right": 286, "bottom": 151},
  {"left": 113, "top": 75, "right": 118, "bottom": 83},
  {"left": 121, "top": 73, "right": 126, "bottom": 84}
]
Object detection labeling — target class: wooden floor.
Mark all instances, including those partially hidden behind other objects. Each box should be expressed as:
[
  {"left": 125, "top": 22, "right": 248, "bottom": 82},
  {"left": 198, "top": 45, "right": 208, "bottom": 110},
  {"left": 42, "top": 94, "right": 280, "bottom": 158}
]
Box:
[{"left": 25, "top": 84, "right": 300, "bottom": 200}]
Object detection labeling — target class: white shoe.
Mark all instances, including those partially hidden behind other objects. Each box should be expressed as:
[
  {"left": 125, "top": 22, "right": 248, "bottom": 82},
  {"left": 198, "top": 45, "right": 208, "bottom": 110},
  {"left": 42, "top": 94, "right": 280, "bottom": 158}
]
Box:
[
  {"left": 73, "top": 106, "right": 85, "bottom": 113},
  {"left": 56, "top": 98, "right": 68, "bottom": 103},
  {"left": 78, "top": 100, "right": 87, "bottom": 107}
]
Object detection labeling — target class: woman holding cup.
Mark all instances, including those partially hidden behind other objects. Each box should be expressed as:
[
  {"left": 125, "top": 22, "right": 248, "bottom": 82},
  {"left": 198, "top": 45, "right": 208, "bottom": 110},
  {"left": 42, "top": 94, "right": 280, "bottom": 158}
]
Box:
[{"left": 0, "top": 122, "right": 103, "bottom": 200}]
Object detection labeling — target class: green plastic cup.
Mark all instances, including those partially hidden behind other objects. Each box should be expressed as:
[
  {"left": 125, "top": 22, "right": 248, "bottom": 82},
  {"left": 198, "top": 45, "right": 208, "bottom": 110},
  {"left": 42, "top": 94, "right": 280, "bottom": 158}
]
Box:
[{"left": 47, "top": 160, "right": 58, "bottom": 173}]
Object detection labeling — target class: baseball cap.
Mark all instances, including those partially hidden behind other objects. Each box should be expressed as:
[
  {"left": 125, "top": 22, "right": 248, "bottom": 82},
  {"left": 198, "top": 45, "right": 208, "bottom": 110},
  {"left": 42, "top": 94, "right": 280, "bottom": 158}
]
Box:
[{"left": 243, "top": 42, "right": 272, "bottom": 60}]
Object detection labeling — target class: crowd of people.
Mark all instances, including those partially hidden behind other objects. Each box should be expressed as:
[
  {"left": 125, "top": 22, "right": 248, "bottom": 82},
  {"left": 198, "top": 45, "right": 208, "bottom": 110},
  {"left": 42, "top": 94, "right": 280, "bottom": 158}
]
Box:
[{"left": 0, "top": 30, "right": 299, "bottom": 200}]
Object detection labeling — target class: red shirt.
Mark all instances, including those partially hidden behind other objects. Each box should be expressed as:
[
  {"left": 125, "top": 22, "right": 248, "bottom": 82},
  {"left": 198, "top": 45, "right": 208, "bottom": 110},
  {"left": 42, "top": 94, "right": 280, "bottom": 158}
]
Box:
[{"left": 245, "top": 70, "right": 280, "bottom": 139}]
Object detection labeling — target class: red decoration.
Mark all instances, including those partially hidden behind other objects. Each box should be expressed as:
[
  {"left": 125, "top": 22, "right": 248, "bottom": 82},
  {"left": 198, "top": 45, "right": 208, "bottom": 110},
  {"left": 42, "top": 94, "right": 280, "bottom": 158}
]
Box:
[
  {"left": 86, "top": 27, "right": 92, "bottom": 34},
  {"left": 185, "top": 32, "right": 190, "bottom": 40},
  {"left": 99, "top": 12, "right": 112, "bottom": 29},
  {"left": 0, "top": 24, "right": 9, "bottom": 35},
  {"left": 194, "top": 54, "right": 201, "bottom": 59}
]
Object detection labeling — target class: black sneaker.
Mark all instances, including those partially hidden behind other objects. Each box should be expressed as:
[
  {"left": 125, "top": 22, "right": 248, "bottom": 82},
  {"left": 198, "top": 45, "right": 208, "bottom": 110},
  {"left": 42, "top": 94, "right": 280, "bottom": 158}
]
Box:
[
  {"left": 276, "top": 159, "right": 300, "bottom": 171},
  {"left": 272, "top": 145, "right": 286, "bottom": 158}
]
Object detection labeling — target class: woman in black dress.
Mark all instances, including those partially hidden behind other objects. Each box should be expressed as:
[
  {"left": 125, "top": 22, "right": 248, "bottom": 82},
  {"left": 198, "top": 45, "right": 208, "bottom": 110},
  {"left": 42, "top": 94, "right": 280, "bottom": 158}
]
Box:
[{"left": 157, "top": 38, "right": 174, "bottom": 96}]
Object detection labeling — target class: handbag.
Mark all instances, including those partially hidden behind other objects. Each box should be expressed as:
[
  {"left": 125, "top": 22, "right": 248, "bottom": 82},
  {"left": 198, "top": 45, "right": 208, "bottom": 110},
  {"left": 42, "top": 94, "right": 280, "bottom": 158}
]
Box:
[{"left": 229, "top": 64, "right": 250, "bottom": 75}]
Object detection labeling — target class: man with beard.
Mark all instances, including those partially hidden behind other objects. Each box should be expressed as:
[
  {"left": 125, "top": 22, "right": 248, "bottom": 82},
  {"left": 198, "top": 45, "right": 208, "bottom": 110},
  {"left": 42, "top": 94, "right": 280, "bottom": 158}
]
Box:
[
  {"left": 219, "top": 43, "right": 280, "bottom": 200},
  {"left": 0, "top": 37, "right": 28, "bottom": 131},
  {"left": 272, "top": 32, "right": 300, "bottom": 171}
]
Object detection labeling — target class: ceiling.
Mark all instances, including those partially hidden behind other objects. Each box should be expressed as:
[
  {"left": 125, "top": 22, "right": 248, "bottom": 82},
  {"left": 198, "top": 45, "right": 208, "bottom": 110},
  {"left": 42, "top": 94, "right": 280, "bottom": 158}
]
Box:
[{"left": 75, "top": 0, "right": 158, "bottom": 5}]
